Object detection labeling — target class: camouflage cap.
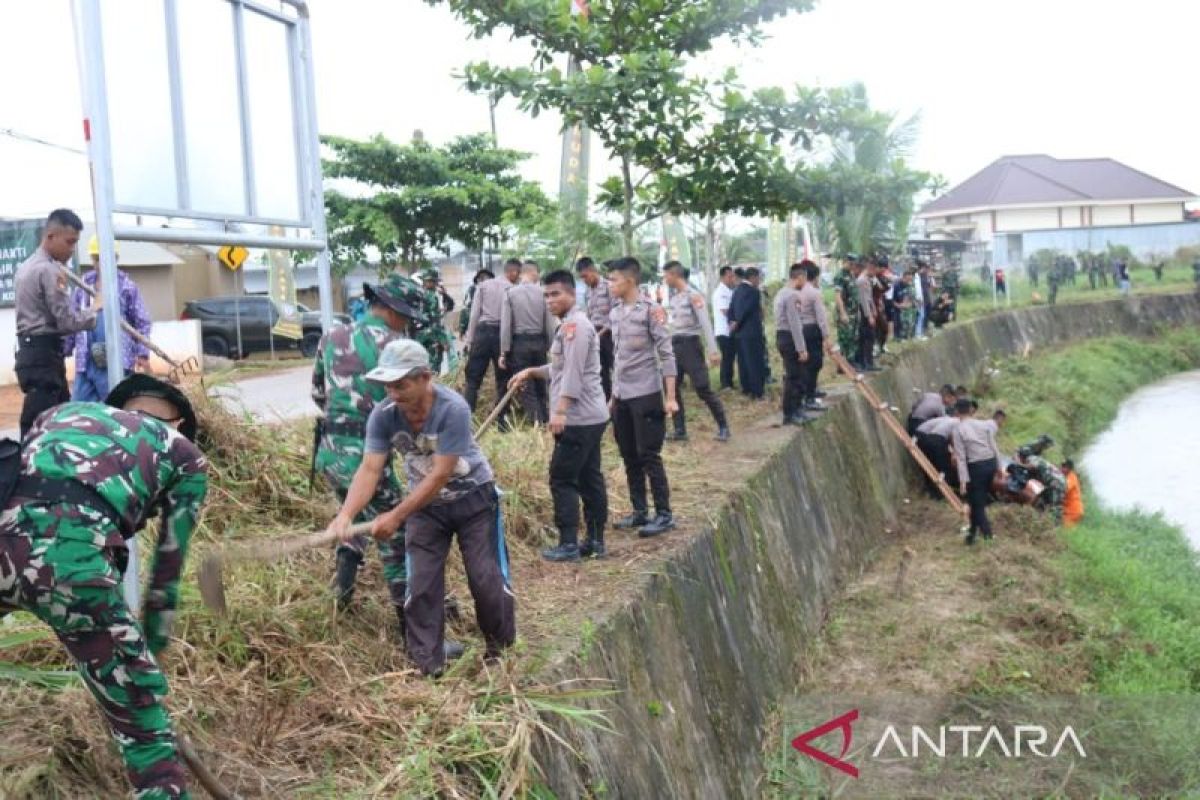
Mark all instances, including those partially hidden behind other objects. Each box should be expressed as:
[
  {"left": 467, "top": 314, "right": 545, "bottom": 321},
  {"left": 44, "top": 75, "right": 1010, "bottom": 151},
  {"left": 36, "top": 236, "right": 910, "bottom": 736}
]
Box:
[
  {"left": 364, "top": 274, "right": 427, "bottom": 324},
  {"left": 420, "top": 268, "right": 440, "bottom": 283}
]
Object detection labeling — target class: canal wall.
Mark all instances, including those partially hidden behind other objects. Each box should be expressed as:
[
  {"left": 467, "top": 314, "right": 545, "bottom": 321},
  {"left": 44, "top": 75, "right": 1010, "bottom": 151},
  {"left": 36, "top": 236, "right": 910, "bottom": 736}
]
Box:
[{"left": 535, "top": 293, "right": 1200, "bottom": 798}]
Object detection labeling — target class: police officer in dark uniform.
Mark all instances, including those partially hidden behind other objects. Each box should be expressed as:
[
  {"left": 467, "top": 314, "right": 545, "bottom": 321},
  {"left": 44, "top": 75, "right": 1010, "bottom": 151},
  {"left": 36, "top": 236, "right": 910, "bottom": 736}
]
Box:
[
  {"left": 728, "top": 267, "right": 766, "bottom": 399},
  {"left": 12, "top": 209, "right": 96, "bottom": 437}
]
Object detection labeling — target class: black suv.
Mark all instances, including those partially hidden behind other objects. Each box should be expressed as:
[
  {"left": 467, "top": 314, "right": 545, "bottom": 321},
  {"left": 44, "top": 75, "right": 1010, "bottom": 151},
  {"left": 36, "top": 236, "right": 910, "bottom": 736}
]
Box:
[{"left": 181, "top": 296, "right": 348, "bottom": 359}]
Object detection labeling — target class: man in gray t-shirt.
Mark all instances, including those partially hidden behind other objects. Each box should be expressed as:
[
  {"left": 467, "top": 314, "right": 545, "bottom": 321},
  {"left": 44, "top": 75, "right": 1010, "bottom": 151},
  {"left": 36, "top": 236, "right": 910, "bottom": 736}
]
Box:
[
  {"left": 510, "top": 270, "right": 609, "bottom": 563},
  {"left": 327, "top": 340, "right": 516, "bottom": 676}
]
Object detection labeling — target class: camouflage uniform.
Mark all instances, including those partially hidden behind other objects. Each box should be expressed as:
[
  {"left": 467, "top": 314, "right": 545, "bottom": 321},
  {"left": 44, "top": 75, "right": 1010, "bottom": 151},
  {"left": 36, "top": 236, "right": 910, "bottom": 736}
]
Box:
[
  {"left": 941, "top": 268, "right": 960, "bottom": 303},
  {"left": 417, "top": 286, "right": 454, "bottom": 372},
  {"left": 1027, "top": 454, "right": 1066, "bottom": 524},
  {"left": 312, "top": 313, "right": 408, "bottom": 608},
  {"left": 832, "top": 267, "right": 860, "bottom": 356},
  {"left": 0, "top": 403, "right": 207, "bottom": 799}
]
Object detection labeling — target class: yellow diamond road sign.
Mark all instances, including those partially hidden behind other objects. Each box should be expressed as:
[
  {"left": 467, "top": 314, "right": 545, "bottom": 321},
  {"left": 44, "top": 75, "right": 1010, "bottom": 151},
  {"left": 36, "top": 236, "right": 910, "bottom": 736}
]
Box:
[{"left": 218, "top": 245, "right": 249, "bottom": 271}]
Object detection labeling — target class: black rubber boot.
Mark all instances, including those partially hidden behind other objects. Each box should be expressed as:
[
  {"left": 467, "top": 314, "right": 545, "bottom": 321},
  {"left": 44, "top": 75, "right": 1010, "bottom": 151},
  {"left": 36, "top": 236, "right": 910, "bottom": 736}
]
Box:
[
  {"left": 394, "top": 604, "right": 407, "bottom": 642},
  {"left": 334, "top": 549, "right": 363, "bottom": 610}
]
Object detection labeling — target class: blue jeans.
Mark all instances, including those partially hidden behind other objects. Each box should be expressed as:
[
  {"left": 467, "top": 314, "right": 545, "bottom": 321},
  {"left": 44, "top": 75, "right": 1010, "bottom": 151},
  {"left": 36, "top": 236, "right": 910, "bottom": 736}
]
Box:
[{"left": 73, "top": 365, "right": 112, "bottom": 402}]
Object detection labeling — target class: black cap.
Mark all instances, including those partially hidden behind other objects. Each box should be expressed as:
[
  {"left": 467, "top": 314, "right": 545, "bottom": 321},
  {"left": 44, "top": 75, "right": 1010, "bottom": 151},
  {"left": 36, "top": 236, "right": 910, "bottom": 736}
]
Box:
[{"left": 106, "top": 374, "right": 198, "bottom": 442}]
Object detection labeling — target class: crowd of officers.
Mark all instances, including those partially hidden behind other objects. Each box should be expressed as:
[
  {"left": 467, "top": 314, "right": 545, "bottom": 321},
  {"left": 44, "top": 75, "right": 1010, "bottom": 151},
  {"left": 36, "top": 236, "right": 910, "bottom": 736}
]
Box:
[{"left": 0, "top": 211, "right": 1046, "bottom": 799}]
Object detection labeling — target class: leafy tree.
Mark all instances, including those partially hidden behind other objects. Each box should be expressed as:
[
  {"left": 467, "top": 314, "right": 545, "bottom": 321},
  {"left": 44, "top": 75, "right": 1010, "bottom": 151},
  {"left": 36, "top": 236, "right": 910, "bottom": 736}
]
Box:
[
  {"left": 322, "top": 132, "right": 550, "bottom": 276},
  {"left": 503, "top": 189, "right": 624, "bottom": 269},
  {"left": 433, "top": 0, "right": 872, "bottom": 253},
  {"left": 810, "top": 86, "right": 935, "bottom": 257}
]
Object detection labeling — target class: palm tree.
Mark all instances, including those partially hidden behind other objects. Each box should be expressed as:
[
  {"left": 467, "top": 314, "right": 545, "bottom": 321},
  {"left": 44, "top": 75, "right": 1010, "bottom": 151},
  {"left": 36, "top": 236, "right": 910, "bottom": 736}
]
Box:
[{"left": 813, "top": 87, "right": 923, "bottom": 257}]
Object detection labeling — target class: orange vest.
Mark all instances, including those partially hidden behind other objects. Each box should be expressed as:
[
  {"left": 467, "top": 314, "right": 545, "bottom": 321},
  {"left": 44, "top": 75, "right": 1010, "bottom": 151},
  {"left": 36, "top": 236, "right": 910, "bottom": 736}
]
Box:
[{"left": 1063, "top": 471, "right": 1084, "bottom": 526}]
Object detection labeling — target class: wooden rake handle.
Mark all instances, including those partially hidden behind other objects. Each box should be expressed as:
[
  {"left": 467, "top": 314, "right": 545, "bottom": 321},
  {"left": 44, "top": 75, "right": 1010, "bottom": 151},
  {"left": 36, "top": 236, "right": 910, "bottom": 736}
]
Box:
[
  {"left": 60, "top": 267, "right": 191, "bottom": 374},
  {"left": 829, "top": 350, "right": 968, "bottom": 518}
]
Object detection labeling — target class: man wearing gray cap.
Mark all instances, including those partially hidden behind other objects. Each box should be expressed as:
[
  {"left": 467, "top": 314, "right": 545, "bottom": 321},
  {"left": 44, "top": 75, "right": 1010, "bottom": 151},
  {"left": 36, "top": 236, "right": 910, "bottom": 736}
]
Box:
[{"left": 327, "top": 340, "right": 516, "bottom": 676}]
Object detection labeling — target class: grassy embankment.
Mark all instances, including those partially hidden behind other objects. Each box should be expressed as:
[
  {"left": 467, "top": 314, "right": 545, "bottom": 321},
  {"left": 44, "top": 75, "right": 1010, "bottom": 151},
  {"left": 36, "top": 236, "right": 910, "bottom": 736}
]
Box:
[{"left": 765, "top": 325, "right": 1200, "bottom": 797}]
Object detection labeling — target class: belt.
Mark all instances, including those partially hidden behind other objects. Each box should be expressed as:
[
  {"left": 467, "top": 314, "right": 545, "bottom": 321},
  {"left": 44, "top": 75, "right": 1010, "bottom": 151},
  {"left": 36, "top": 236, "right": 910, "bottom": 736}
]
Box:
[
  {"left": 512, "top": 332, "right": 546, "bottom": 341},
  {"left": 325, "top": 419, "right": 367, "bottom": 437},
  {"left": 12, "top": 475, "right": 133, "bottom": 539},
  {"left": 17, "top": 333, "right": 64, "bottom": 350}
]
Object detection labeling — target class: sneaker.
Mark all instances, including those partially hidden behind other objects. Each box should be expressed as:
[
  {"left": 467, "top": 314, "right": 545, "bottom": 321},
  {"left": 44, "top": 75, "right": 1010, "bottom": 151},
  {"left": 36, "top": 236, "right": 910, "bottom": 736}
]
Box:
[
  {"left": 803, "top": 399, "right": 827, "bottom": 412},
  {"left": 541, "top": 543, "right": 581, "bottom": 562},
  {"left": 715, "top": 426, "right": 731, "bottom": 442},
  {"left": 580, "top": 540, "right": 607, "bottom": 559},
  {"left": 614, "top": 511, "right": 650, "bottom": 529},
  {"left": 334, "top": 549, "right": 362, "bottom": 610},
  {"left": 665, "top": 430, "right": 688, "bottom": 442},
  {"left": 638, "top": 512, "right": 676, "bottom": 538},
  {"left": 784, "top": 413, "right": 812, "bottom": 426}
]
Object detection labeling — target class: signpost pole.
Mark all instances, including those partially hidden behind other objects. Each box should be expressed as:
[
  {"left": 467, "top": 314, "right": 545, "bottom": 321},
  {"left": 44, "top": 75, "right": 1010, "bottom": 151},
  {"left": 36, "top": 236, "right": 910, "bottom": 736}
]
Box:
[{"left": 73, "top": 0, "right": 140, "bottom": 611}]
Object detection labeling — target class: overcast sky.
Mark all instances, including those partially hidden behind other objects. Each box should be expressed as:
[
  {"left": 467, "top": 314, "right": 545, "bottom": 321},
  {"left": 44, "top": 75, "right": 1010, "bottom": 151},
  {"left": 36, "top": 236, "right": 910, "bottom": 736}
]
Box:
[{"left": 2, "top": 0, "right": 1197, "bottom": 223}]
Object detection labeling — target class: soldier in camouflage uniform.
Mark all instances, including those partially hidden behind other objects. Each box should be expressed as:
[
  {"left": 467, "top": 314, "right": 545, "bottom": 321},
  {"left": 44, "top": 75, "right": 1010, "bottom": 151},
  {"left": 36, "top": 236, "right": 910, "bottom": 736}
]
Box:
[
  {"left": 1018, "top": 435, "right": 1066, "bottom": 524},
  {"left": 0, "top": 376, "right": 206, "bottom": 799},
  {"left": 312, "top": 274, "right": 426, "bottom": 612},
  {"left": 832, "top": 254, "right": 862, "bottom": 360},
  {"left": 941, "top": 265, "right": 960, "bottom": 306},
  {"left": 416, "top": 269, "right": 455, "bottom": 373}
]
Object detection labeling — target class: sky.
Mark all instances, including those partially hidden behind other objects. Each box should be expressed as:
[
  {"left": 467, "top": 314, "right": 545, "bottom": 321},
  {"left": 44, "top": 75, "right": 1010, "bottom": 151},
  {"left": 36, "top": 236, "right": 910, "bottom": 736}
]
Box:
[{"left": 1, "top": 0, "right": 1198, "bottom": 224}]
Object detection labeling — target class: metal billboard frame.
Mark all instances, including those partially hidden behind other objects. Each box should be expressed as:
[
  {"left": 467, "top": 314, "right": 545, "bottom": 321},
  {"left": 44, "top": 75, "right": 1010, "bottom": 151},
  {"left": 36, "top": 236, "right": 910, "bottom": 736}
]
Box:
[{"left": 71, "top": 0, "right": 334, "bottom": 609}]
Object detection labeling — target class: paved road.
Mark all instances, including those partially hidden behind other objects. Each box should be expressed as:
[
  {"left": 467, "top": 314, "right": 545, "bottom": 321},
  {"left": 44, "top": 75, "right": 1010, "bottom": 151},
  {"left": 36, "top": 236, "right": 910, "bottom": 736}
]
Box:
[
  {"left": 0, "top": 366, "right": 316, "bottom": 441},
  {"left": 211, "top": 365, "right": 317, "bottom": 422}
]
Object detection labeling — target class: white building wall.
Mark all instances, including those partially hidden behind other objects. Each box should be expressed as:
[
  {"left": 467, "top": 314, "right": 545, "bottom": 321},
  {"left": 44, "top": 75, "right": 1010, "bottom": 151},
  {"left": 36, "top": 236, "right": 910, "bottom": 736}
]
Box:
[
  {"left": 1092, "top": 205, "right": 1131, "bottom": 226},
  {"left": 1132, "top": 202, "right": 1183, "bottom": 225},
  {"left": 996, "top": 207, "right": 1061, "bottom": 232}
]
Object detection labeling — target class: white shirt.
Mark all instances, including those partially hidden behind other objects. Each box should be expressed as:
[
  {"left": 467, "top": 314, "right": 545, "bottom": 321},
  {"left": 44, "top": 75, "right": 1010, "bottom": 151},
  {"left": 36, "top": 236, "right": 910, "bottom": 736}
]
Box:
[{"left": 713, "top": 283, "right": 733, "bottom": 337}]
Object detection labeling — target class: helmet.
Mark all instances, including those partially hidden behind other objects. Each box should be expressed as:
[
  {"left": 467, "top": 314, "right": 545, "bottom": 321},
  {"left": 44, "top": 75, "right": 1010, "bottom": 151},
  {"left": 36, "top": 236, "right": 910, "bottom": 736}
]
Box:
[
  {"left": 1017, "top": 445, "right": 1033, "bottom": 460},
  {"left": 87, "top": 235, "right": 120, "bottom": 258},
  {"left": 420, "top": 268, "right": 440, "bottom": 283}
]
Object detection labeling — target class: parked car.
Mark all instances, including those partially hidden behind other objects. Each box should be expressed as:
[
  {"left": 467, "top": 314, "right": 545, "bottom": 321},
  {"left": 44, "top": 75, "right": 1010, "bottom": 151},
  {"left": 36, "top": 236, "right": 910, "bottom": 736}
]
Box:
[{"left": 181, "top": 296, "right": 349, "bottom": 359}]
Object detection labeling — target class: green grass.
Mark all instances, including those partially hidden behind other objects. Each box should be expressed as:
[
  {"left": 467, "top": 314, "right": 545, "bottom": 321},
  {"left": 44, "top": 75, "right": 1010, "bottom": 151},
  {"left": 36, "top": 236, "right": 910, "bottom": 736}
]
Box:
[{"left": 975, "top": 326, "right": 1200, "bottom": 693}]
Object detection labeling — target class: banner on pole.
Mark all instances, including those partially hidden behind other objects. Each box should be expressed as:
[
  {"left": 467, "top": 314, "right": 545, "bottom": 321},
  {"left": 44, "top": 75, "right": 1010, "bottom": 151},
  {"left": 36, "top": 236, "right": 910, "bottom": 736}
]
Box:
[
  {"left": 660, "top": 214, "right": 691, "bottom": 268},
  {"left": 268, "top": 226, "right": 303, "bottom": 340},
  {"left": 0, "top": 220, "right": 42, "bottom": 309},
  {"left": 559, "top": 58, "right": 591, "bottom": 218}
]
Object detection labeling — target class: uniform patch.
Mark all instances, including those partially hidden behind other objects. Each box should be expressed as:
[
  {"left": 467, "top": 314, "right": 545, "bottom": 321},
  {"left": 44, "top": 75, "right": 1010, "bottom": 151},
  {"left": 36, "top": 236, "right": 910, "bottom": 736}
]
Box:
[
  {"left": 690, "top": 294, "right": 705, "bottom": 309},
  {"left": 563, "top": 322, "right": 577, "bottom": 341}
]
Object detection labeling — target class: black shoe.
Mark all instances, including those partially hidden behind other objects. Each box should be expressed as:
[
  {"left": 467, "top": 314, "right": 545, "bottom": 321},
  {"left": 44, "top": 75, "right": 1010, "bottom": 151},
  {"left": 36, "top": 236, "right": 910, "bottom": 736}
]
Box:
[
  {"left": 614, "top": 511, "right": 650, "bottom": 529},
  {"left": 444, "top": 640, "right": 466, "bottom": 661},
  {"left": 784, "top": 413, "right": 812, "bottom": 426},
  {"left": 665, "top": 429, "right": 688, "bottom": 442},
  {"left": 716, "top": 426, "right": 731, "bottom": 442},
  {"left": 803, "top": 400, "right": 827, "bottom": 412},
  {"left": 541, "top": 543, "right": 581, "bottom": 562},
  {"left": 964, "top": 531, "right": 977, "bottom": 546},
  {"left": 814, "top": 390, "right": 827, "bottom": 398},
  {"left": 638, "top": 512, "right": 675, "bottom": 538},
  {"left": 334, "top": 549, "right": 362, "bottom": 610},
  {"left": 580, "top": 540, "right": 607, "bottom": 559}
]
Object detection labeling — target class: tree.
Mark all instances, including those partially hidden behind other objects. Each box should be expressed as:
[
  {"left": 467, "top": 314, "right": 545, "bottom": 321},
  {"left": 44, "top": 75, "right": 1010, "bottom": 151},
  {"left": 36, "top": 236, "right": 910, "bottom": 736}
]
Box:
[
  {"left": 322, "top": 132, "right": 550, "bottom": 276},
  {"left": 433, "top": 0, "right": 857, "bottom": 254},
  {"left": 503, "top": 192, "right": 624, "bottom": 269},
  {"left": 809, "top": 86, "right": 935, "bottom": 258}
]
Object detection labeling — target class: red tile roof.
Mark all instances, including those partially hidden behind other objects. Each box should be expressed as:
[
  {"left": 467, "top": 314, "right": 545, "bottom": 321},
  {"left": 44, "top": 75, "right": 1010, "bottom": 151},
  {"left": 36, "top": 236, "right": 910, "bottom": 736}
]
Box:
[{"left": 918, "top": 155, "right": 1195, "bottom": 216}]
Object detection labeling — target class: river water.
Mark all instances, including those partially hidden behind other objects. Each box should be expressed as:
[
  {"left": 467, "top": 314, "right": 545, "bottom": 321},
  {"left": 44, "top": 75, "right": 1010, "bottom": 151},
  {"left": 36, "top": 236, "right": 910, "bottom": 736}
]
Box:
[{"left": 1082, "top": 369, "right": 1200, "bottom": 550}]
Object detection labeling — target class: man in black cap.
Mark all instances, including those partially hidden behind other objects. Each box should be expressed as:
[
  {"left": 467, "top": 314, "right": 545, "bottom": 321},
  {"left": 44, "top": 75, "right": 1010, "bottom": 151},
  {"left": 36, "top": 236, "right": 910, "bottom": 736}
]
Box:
[
  {"left": 12, "top": 208, "right": 96, "bottom": 437},
  {"left": 0, "top": 374, "right": 206, "bottom": 798}
]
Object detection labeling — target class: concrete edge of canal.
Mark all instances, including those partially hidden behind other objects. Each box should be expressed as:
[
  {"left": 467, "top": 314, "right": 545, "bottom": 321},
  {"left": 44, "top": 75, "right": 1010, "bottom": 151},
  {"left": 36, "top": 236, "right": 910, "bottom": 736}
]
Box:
[{"left": 533, "top": 293, "right": 1200, "bottom": 799}]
